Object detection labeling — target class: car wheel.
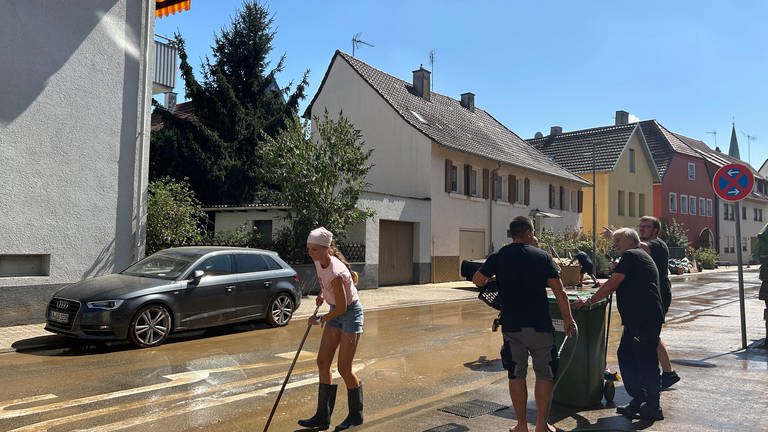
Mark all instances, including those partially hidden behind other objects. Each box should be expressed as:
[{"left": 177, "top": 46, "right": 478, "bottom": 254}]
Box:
[
  {"left": 129, "top": 304, "right": 172, "bottom": 347},
  {"left": 266, "top": 293, "right": 294, "bottom": 327}
]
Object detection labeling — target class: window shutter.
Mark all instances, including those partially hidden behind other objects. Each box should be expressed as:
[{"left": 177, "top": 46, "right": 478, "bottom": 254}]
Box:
[
  {"left": 577, "top": 190, "right": 584, "bottom": 213},
  {"left": 524, "top": 178, "right": 530, "bottom": 205},
  {"left": 445, "top": 159, "right": 452, "bottom": 193},
  {"left": 549, "top": 185, "right": 555, "bottom": 208},
  {"left": 508, "top": 175, "right": 516, "bottom": 202},
  {"left": 482, "top": 168, "right": 489, "bottom": 199},
  {"left": 464, "top": 164, "right": 471, "bottom": 196},
  {"left": 559, "top": 186, "right": 565, "bottom": 210}
]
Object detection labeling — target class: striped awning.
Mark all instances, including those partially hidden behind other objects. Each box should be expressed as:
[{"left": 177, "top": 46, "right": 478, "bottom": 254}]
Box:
[{"left": 156, "top": 0, "right": 190, "bottom": 18}]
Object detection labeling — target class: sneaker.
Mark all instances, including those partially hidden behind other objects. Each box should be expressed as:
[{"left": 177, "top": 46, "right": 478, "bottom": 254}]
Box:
[
  {"left": 634, "top": 402, "right": 664, "bottom": 421},
  {"left": 661, "top": 371, "right": 680, "bottom": 390},
  {"left": 616, "top": 399, "right": 642, "bottom": 417}
]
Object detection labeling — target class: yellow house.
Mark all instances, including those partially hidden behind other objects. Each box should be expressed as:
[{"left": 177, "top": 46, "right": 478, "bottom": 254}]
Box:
[{"left": 528, "top": 112, "right": 660, "bottom": 238}]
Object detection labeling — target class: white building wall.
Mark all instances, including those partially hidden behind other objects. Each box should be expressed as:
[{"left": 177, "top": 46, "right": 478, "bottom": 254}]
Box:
[
  {"left": 718, "top": 198, "right": 767, "bottom": 264},
  {"left": 0, "top": 1, "right": 153, "bottom": 296},
  {"left": 309, "top": 57, "right": 432, "bottom": 198},
  {"left": 430, "top": 143, "right": 583, "bottom": 257}
]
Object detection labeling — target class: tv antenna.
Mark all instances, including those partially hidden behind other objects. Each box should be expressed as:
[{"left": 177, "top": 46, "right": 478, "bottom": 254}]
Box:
[
  {"left": 429, "top": 49, "right": 435, "bottom": 90},
  {"left": 741, "top": 131, "right": 757, "bottom": 165},
  {"left": 705, "top": 130, "right": 717, "bottom": 149},
  {"left": 352, "top": 32, "right": 374, "bottom": 57}
]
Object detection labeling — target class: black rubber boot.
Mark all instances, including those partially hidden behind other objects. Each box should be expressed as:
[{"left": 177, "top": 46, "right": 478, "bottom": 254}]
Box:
[
  {"left": 298, "top": 383, "right": 337, "bottom": 429},
  {"left": 334, "top": 383, "right": 364, "bottom": 431}
]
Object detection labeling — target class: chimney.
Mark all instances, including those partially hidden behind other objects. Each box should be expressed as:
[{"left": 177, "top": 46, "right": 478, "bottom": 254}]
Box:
[
  {"left": 460, "top": 92, "right": 475, "bottom": 112},
  {"left": 164, "top": 91, "right": 177, "bottom": 112},
  {"left": 550, "top": 126, "right": 562, "bottom": 136},
  {"left": 615, "top": 110, "right": 629, "bottom": 125},
  {"left": 412, "top": 65, "right": 431, "bottom": 101},
  {"left": 534, "top": 131, "right": 544, "bottom": 139}
]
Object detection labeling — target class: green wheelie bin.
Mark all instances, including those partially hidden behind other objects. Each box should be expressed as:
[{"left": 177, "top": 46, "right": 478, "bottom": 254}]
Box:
[{"left": 548, "top": 291, "right": 612, "bottom": 407}]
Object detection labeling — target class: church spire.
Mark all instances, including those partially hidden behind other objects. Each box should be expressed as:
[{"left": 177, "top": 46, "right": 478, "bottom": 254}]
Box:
[{"left": 728, "top": 123, "right": 740, "bottom": 159}]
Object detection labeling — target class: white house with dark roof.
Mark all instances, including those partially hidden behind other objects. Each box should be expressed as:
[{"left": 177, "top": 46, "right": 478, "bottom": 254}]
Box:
[{"left": 305, "top": 51, "right": 590, "bottom": 286}]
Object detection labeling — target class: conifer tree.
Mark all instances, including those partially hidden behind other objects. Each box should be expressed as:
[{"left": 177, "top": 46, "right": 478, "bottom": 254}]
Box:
[{"left": 150, "top": 1, "right": 308, "bottom": 205}]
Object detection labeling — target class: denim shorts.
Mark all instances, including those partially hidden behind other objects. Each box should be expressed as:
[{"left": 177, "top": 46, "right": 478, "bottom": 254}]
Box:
[{"left": 326, "top": 302, "right": 364, "bottom": 334}]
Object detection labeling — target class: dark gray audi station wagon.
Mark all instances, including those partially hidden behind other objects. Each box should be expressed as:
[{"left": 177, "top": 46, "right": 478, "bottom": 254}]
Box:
[{"left": 45, "top": 247, "right": 301, "bottom": 347}]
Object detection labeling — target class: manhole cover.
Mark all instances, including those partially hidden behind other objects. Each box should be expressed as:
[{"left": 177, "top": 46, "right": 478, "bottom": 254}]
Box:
[{"left": 438, "top": 399, "right": 507, "bottom": 418}]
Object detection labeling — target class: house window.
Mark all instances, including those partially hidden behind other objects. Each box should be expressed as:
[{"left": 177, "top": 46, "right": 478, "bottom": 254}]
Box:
[
  {"left": 628, "top": 192, "right": 636, "bottom": 217},
  {"left": 493, "top": 174, "right": 503, "bottom": 200},
  {"left": 742, "top": 205, "right": 747, "bottom": 220},
  {"left": 706, "top": 199, "right": 713, "bottom": 217},
  {"left": 450, "top": 165, "right": 458, "bottom": 192},
  {"left": 618, "top": 190, "right": 625, "bottom": 216},
  {"left": 0, "top": 254, "right": 50, "bottom": 277},
  {"left": 743, "top": 237, "right": 748, "bottom": 252},
  {"left": 470, "top": 169, "right": 478, "bottom": 196},
  {"left": 699, "top": 198, "right": 706, "bottom": 217},
  {"left": 445, "top": 159, "right": 458, "bottom": 193},
  {"left": 689, "top": 196, "right": 696, "bottom": 216},
  {"left": 724, "top": 203, "right": 729, "bottom": 220},
  {"left": 758, "top": 208, "right": 764, "bottom": 222},
  {"left": 680, "top": 194, "right": 688, "bottom": 214},
  {"left": 688, "top": 162, "right": 695, "bottom": 180},
  {"left": 639, "top": 193, "right": 646, "bottom": 216},
  {"left": 524, "top": 178, "right": 530, "bottom": 205},
  {"left": 570, "top": 191, "right": 578, "bottom": 212},
  {"left": 669, "top": 192, "right": 677, "bottom": 213},
  {"left": 629, "top": 149, "right": 636, "bottom": 173}
]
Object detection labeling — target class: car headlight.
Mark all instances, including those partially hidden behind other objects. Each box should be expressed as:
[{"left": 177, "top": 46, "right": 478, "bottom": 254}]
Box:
[{"left": 86, "top": 300, "right": 124, "bottom": 310}]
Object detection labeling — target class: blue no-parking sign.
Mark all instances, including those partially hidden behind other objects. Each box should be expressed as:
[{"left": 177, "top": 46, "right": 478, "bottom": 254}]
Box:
[{"left": 712, "top": 163, "right": 754, "bottom": 202}]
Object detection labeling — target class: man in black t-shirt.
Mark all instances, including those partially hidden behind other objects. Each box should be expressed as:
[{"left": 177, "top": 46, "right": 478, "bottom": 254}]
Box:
[
  {"left": 574, "top": 227, "right": 664, "bottom": 421},
  {"left": 473, "top": 216, "right": 575, "bottom": 432},
  {"left": 637, "top": 216, "right": 680, "bottom": 389}
]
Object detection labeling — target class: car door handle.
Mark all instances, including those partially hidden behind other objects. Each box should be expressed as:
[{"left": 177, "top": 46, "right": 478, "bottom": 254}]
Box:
[
  {"left": 226, "top": 285, "right": 236, "bottom": 292},
  {"left": 263, "top": 281, "right": 271, "bottom": 287}
]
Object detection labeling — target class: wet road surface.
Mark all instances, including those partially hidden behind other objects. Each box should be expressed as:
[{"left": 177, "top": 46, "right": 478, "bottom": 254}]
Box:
[{"left": 0, "top": 269, "right": 763, "bottom": 431}]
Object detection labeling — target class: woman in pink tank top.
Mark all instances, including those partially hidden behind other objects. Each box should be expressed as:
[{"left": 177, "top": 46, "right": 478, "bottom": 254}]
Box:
[{"left": 298, "top": 227, "right": 365, "bottom": 431}]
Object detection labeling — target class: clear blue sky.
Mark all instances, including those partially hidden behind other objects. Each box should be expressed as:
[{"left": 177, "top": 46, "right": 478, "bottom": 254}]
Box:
[{"left": 155, "top": 0, "right": 768, "bottom": 169}]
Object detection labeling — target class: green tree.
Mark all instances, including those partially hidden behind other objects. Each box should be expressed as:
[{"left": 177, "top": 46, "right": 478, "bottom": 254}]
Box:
[
  {"left": 146, "top": 177, "right": 206, "bottom": 254},
  {"left": 150, "top": 0, "right": 308, "bottom": 205},
  {"left": 661, "top": 218, "right": 689, "bottom": 248},
  {"left": 258, "top": 112, "right": 374, "bottom": 262}
]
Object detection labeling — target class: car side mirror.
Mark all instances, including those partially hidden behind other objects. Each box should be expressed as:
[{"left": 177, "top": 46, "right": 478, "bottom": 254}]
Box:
[{"left": 189, "top": 270, "right": 204, "bottom": 283}]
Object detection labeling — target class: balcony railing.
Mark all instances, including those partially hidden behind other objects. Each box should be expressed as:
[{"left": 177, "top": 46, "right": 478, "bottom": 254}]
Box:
[{"left": 153, "top": 36, "right": 177, "bottom": 95}]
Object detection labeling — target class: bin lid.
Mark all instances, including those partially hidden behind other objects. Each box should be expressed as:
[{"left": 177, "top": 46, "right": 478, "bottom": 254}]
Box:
[{"left": 547, "top": 289, "right": 607, "bottom": 307}]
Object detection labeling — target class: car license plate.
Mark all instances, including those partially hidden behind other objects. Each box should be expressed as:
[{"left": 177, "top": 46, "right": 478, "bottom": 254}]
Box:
[{"left": 49, "top": 310, "right": 69, "bottom": 323}]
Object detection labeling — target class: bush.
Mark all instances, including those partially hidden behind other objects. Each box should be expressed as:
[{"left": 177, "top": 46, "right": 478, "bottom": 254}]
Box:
[
  {"left": 146, "top": 177, "right": 206, "bottom": 254},
  {"left": 692, "top": 247, "right": 719, "bottom": 269},
  {"left": 661, "top": 218, "right": 689, "bottom": 248},
  {"left": 202, "top": 223, "right": 264, "bottom": 248}
]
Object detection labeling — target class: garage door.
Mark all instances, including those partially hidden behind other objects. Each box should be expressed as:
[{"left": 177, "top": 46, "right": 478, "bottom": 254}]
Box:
[
  {"left": 379, "top": 221, "right": 414, "bottom": 286},
  {"left": 459, "top": 230, "right": 485, "bottom": 263}
]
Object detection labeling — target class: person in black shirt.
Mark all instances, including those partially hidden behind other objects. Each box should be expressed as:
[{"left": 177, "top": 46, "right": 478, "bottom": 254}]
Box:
[
  {"left": 473, "top": 216, "right": 575, "bottom": 432},
  {"left": 574, "top": 227, "right": 664, "bottom": 421},
  {"left": 568, "top": 248, "right": 600, "bottom": 287},
  {"left": 637, "top": 216, "right": 680, "bottom": 389}
]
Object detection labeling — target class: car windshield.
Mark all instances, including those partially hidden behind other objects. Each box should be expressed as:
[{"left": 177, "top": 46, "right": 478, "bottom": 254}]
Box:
[{"left": 122, "top": 250, "right": 204, "bottom": 280}]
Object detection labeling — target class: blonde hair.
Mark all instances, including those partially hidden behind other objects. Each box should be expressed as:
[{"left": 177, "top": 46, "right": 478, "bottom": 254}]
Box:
[{"left": 330, "top": 241, "right": 359, "bottom": 285}]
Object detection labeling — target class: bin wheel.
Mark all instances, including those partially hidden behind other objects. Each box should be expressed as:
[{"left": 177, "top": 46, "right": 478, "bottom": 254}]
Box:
[{"left": 603, "top": 380, "right": 615, "bottom": 403}]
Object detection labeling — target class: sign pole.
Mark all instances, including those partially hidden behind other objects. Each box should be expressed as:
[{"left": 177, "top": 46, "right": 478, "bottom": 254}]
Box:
[
  {"left": 734, "top": 201, "right": 747, "bottom": 349},
  {"left": 712, "top": 162, "right": 755, "bottom": 350}
]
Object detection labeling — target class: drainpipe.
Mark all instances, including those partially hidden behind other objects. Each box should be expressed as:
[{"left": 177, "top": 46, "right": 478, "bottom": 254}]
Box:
[{"left": 489, "top": 163, "right": 501, "bottom": 254}]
